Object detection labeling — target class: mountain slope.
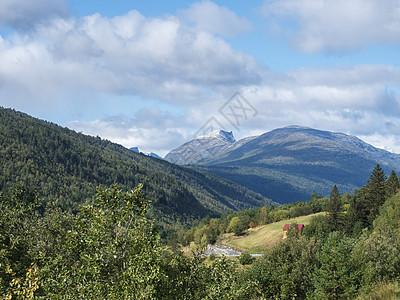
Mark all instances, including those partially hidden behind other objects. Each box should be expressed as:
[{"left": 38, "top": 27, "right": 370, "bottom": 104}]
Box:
[
  {"left": 0, "top": 108, "right": 274, "bottom": 221},
  {"left": 167, "top": 126, "right": 400, "bottom": 204}
]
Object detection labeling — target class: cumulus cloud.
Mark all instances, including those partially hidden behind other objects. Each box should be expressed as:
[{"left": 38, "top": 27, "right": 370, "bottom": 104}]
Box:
[
  {"left": 262, "top": 0, "right": 400, "bottom": 53},
  {"left": 0, "top": 0, "right": 68, "bottom": 29},
  {"left": 179, "top": 1, "right": 252, "bottom": 37},
  {"left": 0, "top": 6, "right": 262, "bottom": 153},
  {"left": 0, "top": 10, "right": 261, "bottom": 108}
]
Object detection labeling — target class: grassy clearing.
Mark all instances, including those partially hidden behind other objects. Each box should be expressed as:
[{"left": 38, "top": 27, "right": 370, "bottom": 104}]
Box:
[
  {"left": 356, "top": 281, "right": 400, "bottom": 300},
  {"left": 221, "top": 212, "right": 325, "bottom": 252}
]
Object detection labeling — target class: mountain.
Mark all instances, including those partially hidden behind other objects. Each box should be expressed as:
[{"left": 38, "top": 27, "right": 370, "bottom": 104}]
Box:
[
  {"left": 165, "top": 130, "right": 236, "bottom": 164},
  {"left": 166, "top": 126, "right": 400, "bottom": 204},
  {"left": 149, "top": 152, "right": 163, "bottom": 159},
  {"left": 129, "top": 146, "right": 162, "bottom": 159},
  {"left": 0, "top": 108, "right": 274, "bottom": 222}
]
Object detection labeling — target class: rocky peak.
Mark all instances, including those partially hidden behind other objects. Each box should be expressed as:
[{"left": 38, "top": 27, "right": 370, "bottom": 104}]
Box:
[{"left": 196, "top": 130, "right": 236, "bottom": 144}]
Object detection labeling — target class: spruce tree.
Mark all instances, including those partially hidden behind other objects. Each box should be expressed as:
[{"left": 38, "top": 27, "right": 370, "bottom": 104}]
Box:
[
  {"left": 385, "top": 169, "right": 399, "bottom": 197},
  {"left": 312, "top": 232, "right": 357, "bottom": 299},
  {"left": 326, "top": 185, "right": 343, "bottom": 231},
  {"left": 366, "top": 164, "right": 387, "bottom": 223},
  {"left": 343, "top": 189, "right": 368, "bottom": 237}
]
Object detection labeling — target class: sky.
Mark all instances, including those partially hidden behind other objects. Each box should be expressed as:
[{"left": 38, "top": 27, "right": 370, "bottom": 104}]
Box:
[{"left": 1, "top": 0, "right": 400, "bottom": 156}]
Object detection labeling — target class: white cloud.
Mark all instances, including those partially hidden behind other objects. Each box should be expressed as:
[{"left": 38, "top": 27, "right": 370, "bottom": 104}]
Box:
[
  {"left": 0, "top": 0, "right": 68, "bottom": 29},
  {"left": 0, "top": 10, "right": 261, "bottom": 109},
  {"left": 239, "top": 65, "right": 400, "bottom": 152},
  {"left": 0, "top": 6, "right": 263, "bottom": 154},
  {"left": 179, "top": 1, "right": 252, "bottom": 37},
  {"left": 262, "top": 0, "right": 400, "bottom": 53},
  {"left": 67, "top": 107, "right": 191, "bottom": 157},
  {"left": 360, "top": 133, "right": 400, "bottom": 153}
]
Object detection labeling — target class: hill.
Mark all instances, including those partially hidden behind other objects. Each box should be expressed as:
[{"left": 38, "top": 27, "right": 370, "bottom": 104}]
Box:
[
  {"left": 166, "top": 126, "right": 400, "bottom": 203},
  {"left": 222, "top": 212, "right": 324, "bottom": 253},
  {"left": 0, "top": 108, "right": 274, "bottom": 222}
]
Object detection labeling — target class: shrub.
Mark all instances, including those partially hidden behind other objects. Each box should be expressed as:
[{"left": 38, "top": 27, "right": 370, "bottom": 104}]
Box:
[{"left": 239, "top": 252, "right": 254, "bottom": 265}]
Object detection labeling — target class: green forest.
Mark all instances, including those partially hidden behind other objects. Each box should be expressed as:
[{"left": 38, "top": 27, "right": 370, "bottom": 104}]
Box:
[
  {"left": 2, "top": 164, "right": 400, "bottom": 299},
  {"left": 0, "top": 108, "right": 274, "bottom": 234}
]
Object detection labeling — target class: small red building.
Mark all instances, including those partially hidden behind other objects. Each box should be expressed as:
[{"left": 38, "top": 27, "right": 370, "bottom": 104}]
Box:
[{"left": 282, "top": 224, "right": 304, "bottom": 238}]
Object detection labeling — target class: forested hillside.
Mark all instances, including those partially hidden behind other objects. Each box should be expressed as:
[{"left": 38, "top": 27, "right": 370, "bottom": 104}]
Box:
[{"left": 0, "top": 108, "right": 274, "bottom": 222}]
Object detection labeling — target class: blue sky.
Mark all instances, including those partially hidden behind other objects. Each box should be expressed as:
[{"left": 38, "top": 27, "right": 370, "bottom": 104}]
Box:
[{"left": 1, "top": 0, "right": 400, "bottom": 156}]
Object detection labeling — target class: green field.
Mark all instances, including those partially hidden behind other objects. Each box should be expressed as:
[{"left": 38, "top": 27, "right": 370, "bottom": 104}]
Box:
[{"left": 221, "top": 212, "right": 325, "bottom": 253}]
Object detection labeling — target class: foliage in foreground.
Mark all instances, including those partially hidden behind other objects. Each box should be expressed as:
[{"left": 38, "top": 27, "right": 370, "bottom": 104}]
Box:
[{"left": 0, "top": 184, "right": 251, "bottom": 299}]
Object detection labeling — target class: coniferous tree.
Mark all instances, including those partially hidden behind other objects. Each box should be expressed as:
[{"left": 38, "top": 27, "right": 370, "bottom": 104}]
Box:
[
  {"left": 326, "top": 185, "right": 343, "bottom": 231},
  {"left": 385, "top": 170, "right": 399, "bottom": 197},
  {"left": 344, "top": 189, "right": 368, "bottom": 237},
  {"left": 366, "top": 164, "right": 387, "bottom": 223},
  {"left": 312, "top": 232, "right": 358, "bottom": 300}
]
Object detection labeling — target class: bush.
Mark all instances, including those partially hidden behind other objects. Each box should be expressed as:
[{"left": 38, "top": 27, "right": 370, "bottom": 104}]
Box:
[
  {"left": 209, "top": 253, "right": 216, "bottom": 261},
  {"left": 239, "top": 252, "right": 254, "bottom": 265}
]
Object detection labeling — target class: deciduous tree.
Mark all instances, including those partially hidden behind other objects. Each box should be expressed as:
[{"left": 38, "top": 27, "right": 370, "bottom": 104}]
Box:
[{"left": 227, "top": 217, "right": 247, "bottom": 236}]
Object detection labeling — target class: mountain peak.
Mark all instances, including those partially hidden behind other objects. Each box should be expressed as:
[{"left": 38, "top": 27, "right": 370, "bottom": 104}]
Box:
[
  {"left": 197, "top": 130, "right": 236, "bottom": 143},
  {"left": 164, "top": 129, "right": 236, "bottom": 164}
]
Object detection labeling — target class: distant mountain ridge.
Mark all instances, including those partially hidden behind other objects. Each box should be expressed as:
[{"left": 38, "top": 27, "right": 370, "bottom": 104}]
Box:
[
  {"left": 129, "top": 146, "right": 162, "bottom": 159},
  {"left": 165, "top": 126, "right": 400, "bottom": 203}
]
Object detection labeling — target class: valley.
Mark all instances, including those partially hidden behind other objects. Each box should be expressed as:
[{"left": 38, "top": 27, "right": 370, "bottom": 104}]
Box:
[{"left": 0, "top": 108, "right": 274, "bottom": 222}]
